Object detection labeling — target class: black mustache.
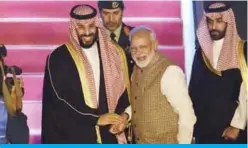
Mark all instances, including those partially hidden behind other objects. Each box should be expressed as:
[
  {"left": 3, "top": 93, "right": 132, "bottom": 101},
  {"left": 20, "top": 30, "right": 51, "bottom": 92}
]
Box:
[
  {"left": 80, "top": 34, "right": 94, "bottom": 38},
  {"left": 210, "top": 30, "right": 220, "bottom": 34}
]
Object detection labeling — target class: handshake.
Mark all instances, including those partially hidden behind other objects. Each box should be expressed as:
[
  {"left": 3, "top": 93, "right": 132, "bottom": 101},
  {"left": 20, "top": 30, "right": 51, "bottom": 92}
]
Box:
[{"left": 97, "top": 112, "right": 129, "bottom": 135}]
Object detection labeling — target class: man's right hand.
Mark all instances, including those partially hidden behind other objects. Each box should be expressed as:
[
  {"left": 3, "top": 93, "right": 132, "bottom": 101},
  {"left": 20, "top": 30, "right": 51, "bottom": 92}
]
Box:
[
  {"left": 109, "top": 113, "right": 129, "bottom": 134},
  {"left": 97, "top": 113, "right": 123, "bottom": 126}
]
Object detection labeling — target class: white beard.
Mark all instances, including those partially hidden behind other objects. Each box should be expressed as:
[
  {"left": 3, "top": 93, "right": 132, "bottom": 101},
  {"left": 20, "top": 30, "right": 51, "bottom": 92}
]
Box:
[{"left": 133, "top": 51, "right": 155, "bottom": 68}]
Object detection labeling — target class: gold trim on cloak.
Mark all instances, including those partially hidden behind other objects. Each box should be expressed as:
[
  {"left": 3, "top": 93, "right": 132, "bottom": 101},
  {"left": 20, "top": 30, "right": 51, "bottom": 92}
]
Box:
[
  {"left": 57, "top": 42, "right": 131, "bottom": 144},
  {"left": 65, "top": 43, "right": 96, "bottom": 109},
  {"left": 237, "top": 40, "right": 247, "bottom": 92},
  {"left": 65, "top": 43, "right": 102, "bottom": 143},
  {"left": 201, "top": 51, "right": 222, "bottom": 76},
  {"left": 202, "top": 40, "right": 247, "bottom": 91},
  {"left": 47, "top": 47, "right": 102, "bottom": 144}
]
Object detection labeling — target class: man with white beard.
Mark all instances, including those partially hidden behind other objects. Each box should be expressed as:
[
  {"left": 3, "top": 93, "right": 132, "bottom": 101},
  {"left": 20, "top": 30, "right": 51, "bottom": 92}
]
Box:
[{"left": 113, "top": 26, "right": 196, "bottom": 144}]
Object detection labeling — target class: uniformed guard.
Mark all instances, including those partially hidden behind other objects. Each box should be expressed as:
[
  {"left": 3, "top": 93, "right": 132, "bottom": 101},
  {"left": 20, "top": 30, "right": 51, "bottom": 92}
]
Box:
[{"left": 98, "top": 0, "right": 134, "bottom": 74}]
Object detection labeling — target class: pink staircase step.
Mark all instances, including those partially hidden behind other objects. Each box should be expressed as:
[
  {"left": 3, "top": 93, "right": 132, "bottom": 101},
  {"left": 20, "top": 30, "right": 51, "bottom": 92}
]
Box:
[
  {"left": 29, "top": 135, "right": 41, "bottom": 144},
  {"left": 0, "top": 1, "right": 180, "bottom": 18},
  {"left": 22, "top": 102, "right": 42, "bottom": 136},
  {"left": 5, "top": 49, "right": 52, "bottom": 73},
  {"left": 23, "top": 75, "right": 44, "bottom": 101},
  {"left": 160, "top": 49, "right": 185, "bottom": 70},
  {"left": 0, "top": 21, "right": 182, "bottom": 45},
  {"left": 22, "top": 102, "right": 42, "bottom": 143}
]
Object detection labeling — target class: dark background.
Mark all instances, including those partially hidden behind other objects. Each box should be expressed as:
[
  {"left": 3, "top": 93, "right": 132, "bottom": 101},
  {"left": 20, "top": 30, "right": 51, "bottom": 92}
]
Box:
[{"left": 193, "top": 1, "right": 247, "bottom": 40}]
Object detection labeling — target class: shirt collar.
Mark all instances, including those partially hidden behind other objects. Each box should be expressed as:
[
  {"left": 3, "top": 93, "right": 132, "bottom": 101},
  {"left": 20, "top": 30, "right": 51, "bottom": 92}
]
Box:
[
  {"left": 109, "top": 23, "right": 123, "bottom": 42},
  {"left": 213, "top": 38, "right": 224, "bottom": 47}
]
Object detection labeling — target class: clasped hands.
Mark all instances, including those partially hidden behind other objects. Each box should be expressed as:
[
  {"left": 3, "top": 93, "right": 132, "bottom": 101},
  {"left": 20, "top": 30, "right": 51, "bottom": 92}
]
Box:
[{"left": 97, "top": 113, "right": 129, "bottom": 135}]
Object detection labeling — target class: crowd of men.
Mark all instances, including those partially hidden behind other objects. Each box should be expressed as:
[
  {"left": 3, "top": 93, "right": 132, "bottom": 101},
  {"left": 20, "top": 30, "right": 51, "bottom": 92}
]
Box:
[{"left": 0, "top": 1, "right": 247, "bottom": 144}]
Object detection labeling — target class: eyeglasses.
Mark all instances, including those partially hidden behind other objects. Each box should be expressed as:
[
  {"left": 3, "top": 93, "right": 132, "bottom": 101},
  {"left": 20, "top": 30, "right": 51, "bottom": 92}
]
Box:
[{"left": 130, "top": 46, "right": 150, "bottom": 54}]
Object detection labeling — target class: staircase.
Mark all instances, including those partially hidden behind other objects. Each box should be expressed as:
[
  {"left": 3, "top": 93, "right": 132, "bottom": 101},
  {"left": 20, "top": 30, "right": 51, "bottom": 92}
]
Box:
[{"left": 0, "top": 1, "right": 184, "bottom": 143}]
